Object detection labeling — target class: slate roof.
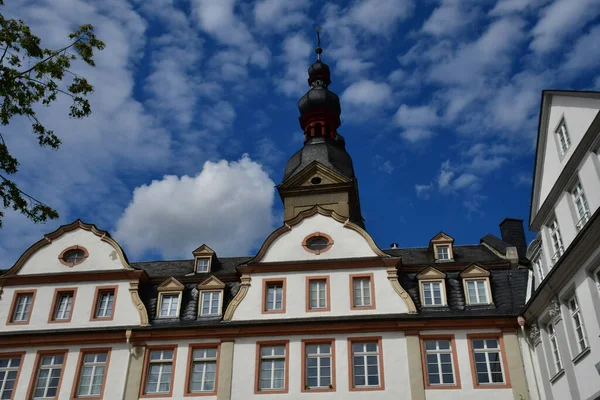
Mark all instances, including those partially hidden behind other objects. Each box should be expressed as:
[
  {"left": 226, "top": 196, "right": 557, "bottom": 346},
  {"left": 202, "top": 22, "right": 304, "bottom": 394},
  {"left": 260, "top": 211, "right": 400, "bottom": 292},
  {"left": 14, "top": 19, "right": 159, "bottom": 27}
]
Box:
[
  {"left": 481, "top": 234, "right": 530, "bottom": 264},
  {"left": 131, "top": 257, "right": 250, "bottom": 278},
  {"left": 384, "top": 244, "right": 504, "bottom": 265}
]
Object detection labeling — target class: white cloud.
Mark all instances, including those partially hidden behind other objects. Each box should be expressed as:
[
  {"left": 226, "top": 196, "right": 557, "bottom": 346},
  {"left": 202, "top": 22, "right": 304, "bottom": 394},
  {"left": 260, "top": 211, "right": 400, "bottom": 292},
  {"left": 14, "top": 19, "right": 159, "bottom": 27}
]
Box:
[
  {"left": 346, "top": 0, "right": 414, "bottom": 34},
  {"left": 388, "top": 68, "right": 405, "bottom": 84},
  {"left": 394, "top": 104, "right": 439, "bottom": 127},
  {"left": 438, "top": 161, "right": 455, "bottom": 190},
  {"left": 200, "top": 101, "right": 237, "bottom": 131},
  {"left": 115, "top": 155, "right": 276, "bottom": 258},
  {"left": 253, "top": 0, "right": 311, "bottom": 32},
  {"left": 490, "top": 0, "right": 551, "bottom": 15},
  {"left": 276, "top": 33, "right": 313, "bottom": 96},
  {"left": 452, "top": 173, "right": 479, "bottom": 190},
  {"left": 530, "top": 0, "right": 600, "bottom": 54},
  {"left": 514, "top": 172, "right": 533, "bottom": 187},
  {"left": 401, "top": 129, "right": 435, "bottom": 143},
  {"left": 341, "top": 80, "right": 392, "bottom": 107},
  {"left": 422, "top": 0, "right": 476, "bottom": 37},
  {"left": 191, "top": 0, "right": 253, "bottom": 47},
  {"left": 562, "top": 25, "right": 600, "bottom": 73},
  {"left": 336, "top": 59, "right": 375, "bottom": 75},
  {"left": 415, "top": 184, "right": 432, "bottom": 199}
]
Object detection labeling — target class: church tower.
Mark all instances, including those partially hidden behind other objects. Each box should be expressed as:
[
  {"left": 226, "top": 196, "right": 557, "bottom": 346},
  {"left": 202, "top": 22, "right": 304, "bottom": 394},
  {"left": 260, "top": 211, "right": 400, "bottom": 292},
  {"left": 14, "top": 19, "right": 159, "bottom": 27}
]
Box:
[{"left": 278, "top": 37, "right": 364, "bottom": 228}]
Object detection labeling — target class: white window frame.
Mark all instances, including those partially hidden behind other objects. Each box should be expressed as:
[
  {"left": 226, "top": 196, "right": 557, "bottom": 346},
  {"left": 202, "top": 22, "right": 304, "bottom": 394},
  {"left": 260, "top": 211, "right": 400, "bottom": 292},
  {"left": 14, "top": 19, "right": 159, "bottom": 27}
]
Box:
[
  {"left": 423, "top": 339, "right": 456, "bottom": 386},
  {"left": 436, "top": 245, "right": 450, "bottom": 261},
  {"left": 200, "top": 291, "right": 222, "bottom": 316},
  {"left": 157, "top": 292, "right": 181, "bottom": 318},
  {"left": 32, "top": 354, "right": 65, "bottom": 399},
  {"left": 555, "top": 119, "right": 571, "bottom": 157},
  {"left": 265, "top": 283, "right": 284, "bottom": 312},
  {"left": 308, "top": 279, "right": 327, "bottom": 310},
  {"left": 534, "top": 258, "right": 545, "bottom": 282},
  {"left": 76, "top": 352, "right": 108, "bottom": 397},
  {"left": 0, "top": 355, "right": 21, "bottom": 399},
  {"left": 471, "top": 338, "right": 505, "bottom": 385},
  {"left": 258, "top": 345, "right": 286, "bottom": 391},
  {"left": 548, "top": 218, "right": 564, "bottom": 264},
  {"left": 595, "top": 266, "right": 600, "bottom": 292},
  {"left": 145, "top": 349, "right": 174, "bottom": 394},
  {"left": 12, "top": 293, "right": 33, "bottom": 322},
  {"left": 572, "top": 181, "right": 590, "bottom": 230},
  {"left": 304, "top": 343, "right": 332, "bottom": 389},
  {"left": 188, "top": 347, "right": 218, "bottom": 393},
  {"left": 421, "top": 280, "right": 445, "bottom": 306},
  {"left": 352, "top": 277, "right": 372, "bottom": 308},
  {"left": 546, "top": 322, "right": 563, "bottom": 374},
  {"left": 351, "top": 341, "right": 381, "bottom": 388},
  {"left": 95, "top": 290, "right": 115, "bottom": 318},
  {"left": 53, "top": 292, "right": 74, "bottom": 320},
  {"left": 568, "top": 295, "right": 588, "bottom": 354},
  {"left": 195, "top": 257, "right": 211, "bottom": 273},
  {"left": 464, "top": 279, "right": 490, "bottom": 304}
]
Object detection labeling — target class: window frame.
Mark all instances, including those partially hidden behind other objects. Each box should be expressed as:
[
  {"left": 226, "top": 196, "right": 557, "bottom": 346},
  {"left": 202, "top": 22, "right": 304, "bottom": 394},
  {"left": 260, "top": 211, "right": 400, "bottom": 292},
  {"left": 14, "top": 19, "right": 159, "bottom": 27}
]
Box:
[
  {"left": 554, "top": 117, "right": 571, "bottom": 158},
  {"left": 595, "top": 266, "right": 600, "bottom": 293},
  {"left": 199, "top": 290, "right": 223, "bottom": 317},
  {"left": 466, "top": 333, "right": 511, "bottom": 389},
  {"left": 567, "top": 294, "right": 589, "bottom": 356},
  {"left": 302, "top": 232, "right": 334, "bottom": 255},
  {"left": 547, "top": 217, "right": 564, "bottom": 264},
  {"left": 420, "top": 335, "right": 461, "bottom": 389},
  {"left": 301, "top": 338, "right": 336, "bottom": 392},
  {"left": 90, "top": 285, "right": 118, "bottom": 321},
  {"left": 349, "top": 273, "right": 376, "bottom": 310},
  {"left": 305, "top": 276, "right": 331, "bottom": 312},
  {"left": 70, "top": 348, "right": 111, "bottom": 399},
  {"left": 571, "top": 180, "right": 590, "bottom": 230},
  {"left": 463, "top": 278, "right": 492, "bottom": 305},
  {"left": 420, "top": 280, "right": 446, "bottom": 307},
  {"left": 48, "top": 288, "right": 78, "bottom": 323},
  {"left": 254, "top": 340, "right": 289, "bottom": 395},
  {"left": 436, "top": 245, "right": 450, "bottom": 261},
  {"left": 347, "top": 336, "right": 385, "bottom": 391},
  {"left": 26, "top": 349, "right": 69, "bottom": 400},
  {"left": 184, "top": 343, "right": 220, "bottom": 396},
  {"left": 156, "top": 292, "right": 183, "bottom": 319},
  {"left": 545, "top": 322, "right": 563, "bottom": 375},
  {"left": 261, "top": 278, "right": 287, "bottom": 314},
  {"left": 58, "top": 245, "right": 89, "bottom": 267},
  {"left": 0, "top": 351, "right": 25, "bottom": 400},
  {"left": 140, "top": 345, "right": 178, "bottom": 398},
  {"left": 6, "top": 289, "right": 37, "bottom": 325},
  {"left": 195, "top": 257, "right": 211, "bottom": 273}
]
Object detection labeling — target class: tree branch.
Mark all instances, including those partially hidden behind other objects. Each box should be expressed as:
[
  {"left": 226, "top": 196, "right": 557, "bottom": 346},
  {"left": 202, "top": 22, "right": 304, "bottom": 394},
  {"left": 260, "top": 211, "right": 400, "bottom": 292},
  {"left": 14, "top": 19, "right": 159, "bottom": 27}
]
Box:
[
  {"left": 14, "top": 38, "right": 83, "bottom": 78},
  {"left": 0, "top": 173, "right": 53, "bottom": 209},
  {"left": 0, "top": 45, "right": 10, "bottom": 65}
]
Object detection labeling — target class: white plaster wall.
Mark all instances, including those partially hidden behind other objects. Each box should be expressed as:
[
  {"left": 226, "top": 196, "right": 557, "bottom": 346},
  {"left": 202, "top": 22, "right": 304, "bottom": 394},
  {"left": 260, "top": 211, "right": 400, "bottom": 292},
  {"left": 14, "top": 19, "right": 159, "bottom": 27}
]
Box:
[
  {"left": 230, "top": 332, "right": 411, "bottom": 399},
  {"left": 548, "top": 372, "right": 571, "bottom": 400},
  {"left": 554, "top": 194, "right": 578, "bottom": 251},
  {"left": 518, "top": 333, "right": 544, "bottom": 400},
  {"left": 6, "top": 343, "right": 129, "bottom": 400},
  {"left": 423, "top": 329, "right": 514, "bottom": 400},
  {"left": 17, "top": 229, "right": 128, "bottom": 275},
  {"left": 261, "top": 213, "right": 379, "bottom": 262},
  {"left": 579, "top": 153, "right": 600, "bottom": 215},
  {"left": 538, "top": 95, "right": 600, "bottom": 207},
  {"left": 231, "top": 267, "right": 409, "bottom": 321},
  {"left": 0, "top": 280, "right": 141, "bottom": 331}
]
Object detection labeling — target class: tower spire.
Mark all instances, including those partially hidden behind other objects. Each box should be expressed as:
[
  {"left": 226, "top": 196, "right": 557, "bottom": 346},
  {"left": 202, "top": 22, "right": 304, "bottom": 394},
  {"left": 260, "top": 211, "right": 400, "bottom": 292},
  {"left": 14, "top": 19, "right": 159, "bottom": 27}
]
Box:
[{"left": 315, "top": 27, "right": 323, "bottom": 60}]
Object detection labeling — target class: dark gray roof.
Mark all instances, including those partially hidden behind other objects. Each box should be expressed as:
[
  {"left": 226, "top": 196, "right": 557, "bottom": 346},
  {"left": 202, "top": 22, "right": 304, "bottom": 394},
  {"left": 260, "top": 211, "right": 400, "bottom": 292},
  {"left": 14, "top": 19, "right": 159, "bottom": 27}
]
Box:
[
  {"left": 282, "top": 137, "right": 355, "bottom": 182},
  {"left": 384, "top": 244, "right": 504, "bottom": 265},
  {"left": 480, "top": 234, "right": 512, "bottom": 254},
  {"left": 131, "top": 257, "right": 250, "bottom": 278}
]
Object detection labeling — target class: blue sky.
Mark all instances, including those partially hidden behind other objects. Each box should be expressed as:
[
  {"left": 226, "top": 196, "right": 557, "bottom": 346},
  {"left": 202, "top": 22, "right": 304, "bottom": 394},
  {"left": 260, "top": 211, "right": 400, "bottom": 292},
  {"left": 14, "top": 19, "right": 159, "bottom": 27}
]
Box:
[{"left": 2, "top": 0, "right": 600, "bottom": 265}]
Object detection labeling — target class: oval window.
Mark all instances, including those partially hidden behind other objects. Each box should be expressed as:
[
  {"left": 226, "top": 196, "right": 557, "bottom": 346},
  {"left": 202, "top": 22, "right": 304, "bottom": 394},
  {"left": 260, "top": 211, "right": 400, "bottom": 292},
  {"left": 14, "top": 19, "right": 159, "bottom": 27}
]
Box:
[
  {"left": 64, "top": 249, "right": 86, "bottom": 264},
  {"left": 306, "top": 236, "right": 330, "bottom": 251}
]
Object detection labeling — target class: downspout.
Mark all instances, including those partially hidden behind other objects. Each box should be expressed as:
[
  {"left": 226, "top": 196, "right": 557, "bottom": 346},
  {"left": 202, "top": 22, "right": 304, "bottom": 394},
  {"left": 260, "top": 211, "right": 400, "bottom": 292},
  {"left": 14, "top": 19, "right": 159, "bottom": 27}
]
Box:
[{"left": 121, "top": 329, "right": 133, "bottom": 400}]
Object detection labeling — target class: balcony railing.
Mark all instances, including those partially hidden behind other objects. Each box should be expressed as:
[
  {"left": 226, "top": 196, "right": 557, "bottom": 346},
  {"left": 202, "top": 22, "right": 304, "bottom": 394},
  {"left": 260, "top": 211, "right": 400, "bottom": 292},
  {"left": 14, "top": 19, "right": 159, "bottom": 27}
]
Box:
[
  {"left": 576, "top": 212, "right": 590, "bottom": 231},
  {"left": 551, "top": 248, "right": 564, "bottom": 264}
]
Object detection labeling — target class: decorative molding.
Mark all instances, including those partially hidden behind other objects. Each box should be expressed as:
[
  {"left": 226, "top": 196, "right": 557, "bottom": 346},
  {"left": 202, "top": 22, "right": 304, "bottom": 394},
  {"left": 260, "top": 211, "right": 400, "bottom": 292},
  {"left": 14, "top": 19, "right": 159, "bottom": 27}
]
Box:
[
  {"left": 223, "top": 274, "right": 251, "bottom": 321},
  {"left": 528, "top": 323, "right": 541, "bottom": 346},
  {"left": 459, "top": 264, "right": 491, "bottom": 278},
  {"left": 548, "top": 298, "right": 562, "bottom": 322},
  {"left": 416, "top": 266, "right": 446, "bottom": 280},
  {"left": 157, "top": 277, "right": 185, "bottom": 292},
  {"left": 302, "top": 232, "right": 334, "bottom": 255},
  {"left": 129, "top": 281, "right": 149, "bottom": 326},
  {"left": 197, "top": 275, "right": 226, "bottom": 290},
  {"left": 386, "top": 267, "right": 417, "bottom": 313},
  {"left": 57, "top": 245, "right": 89, "bottom": 267}
]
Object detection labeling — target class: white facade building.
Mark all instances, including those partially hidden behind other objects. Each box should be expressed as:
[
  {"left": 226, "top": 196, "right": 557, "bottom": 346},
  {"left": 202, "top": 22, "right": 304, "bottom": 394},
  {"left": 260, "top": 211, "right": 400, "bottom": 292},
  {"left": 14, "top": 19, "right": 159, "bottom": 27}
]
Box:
[{"left": 523, "top": 90, "right": 600, "bottom": 400}]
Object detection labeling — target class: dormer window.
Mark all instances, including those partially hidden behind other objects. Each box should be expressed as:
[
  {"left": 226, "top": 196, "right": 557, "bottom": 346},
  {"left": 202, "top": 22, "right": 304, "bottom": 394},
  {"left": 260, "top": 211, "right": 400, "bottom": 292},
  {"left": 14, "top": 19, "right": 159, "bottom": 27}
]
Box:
[
  {"left": 555, "top": 118, "right": 570, "bottom": 157},
  {"left": 430, "top": 232, "right": 454, "bottom": 262},
  {"left": 197, "top": 276, "right": 226, "bottom": 318},
  {"left": 196, "top": 258, "right": 211, "bottom": 273},
  {"left": 156, "top": 277, "right": 185, "bottom": 318},
  {"left": 192, "top": 244, "right": 216, "bottom": 273},
  {"left": 460, "top": 265, "right": 493, "bottom": 305},
  {"left": 417, "top": 267, "right": 447, "bottom": 307}
]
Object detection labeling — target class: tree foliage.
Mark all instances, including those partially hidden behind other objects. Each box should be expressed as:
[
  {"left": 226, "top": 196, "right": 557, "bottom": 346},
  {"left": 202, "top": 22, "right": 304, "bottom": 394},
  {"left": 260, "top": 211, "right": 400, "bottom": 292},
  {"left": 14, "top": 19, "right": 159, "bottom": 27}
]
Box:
[{"left": 0, "top": 1, "right": 104, "bottom": 227}]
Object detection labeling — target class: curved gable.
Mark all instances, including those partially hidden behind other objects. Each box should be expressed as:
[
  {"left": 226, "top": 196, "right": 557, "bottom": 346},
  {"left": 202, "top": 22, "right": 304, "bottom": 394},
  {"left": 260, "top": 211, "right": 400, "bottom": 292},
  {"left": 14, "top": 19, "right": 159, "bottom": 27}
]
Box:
[
  {"left": 251, "top": 206, "right": 387, "bottom": 264},
  {"left": 5, "top": 220, "right": 132, "bottom": 276}
]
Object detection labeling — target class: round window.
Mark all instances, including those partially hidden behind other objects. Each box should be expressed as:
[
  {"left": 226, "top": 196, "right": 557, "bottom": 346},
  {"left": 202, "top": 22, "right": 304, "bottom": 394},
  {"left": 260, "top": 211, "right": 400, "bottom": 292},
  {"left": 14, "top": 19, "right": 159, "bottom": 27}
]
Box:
[
  {"left": 64, "top": 249, "right": 86, "bottom": 264},
  {"left": 306, "top": 236, "right": 329, "bottom": 251}
]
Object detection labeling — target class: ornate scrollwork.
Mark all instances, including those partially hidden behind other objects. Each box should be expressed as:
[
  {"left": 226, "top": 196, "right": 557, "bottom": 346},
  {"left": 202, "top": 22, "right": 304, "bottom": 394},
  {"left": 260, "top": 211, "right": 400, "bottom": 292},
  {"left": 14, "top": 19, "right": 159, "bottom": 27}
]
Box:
[
  {"left": 529, "top": 322, "right": 541, "bottom": 346},
  {"left": 548, "top": 298, "right": 562, "bottom": 322}
]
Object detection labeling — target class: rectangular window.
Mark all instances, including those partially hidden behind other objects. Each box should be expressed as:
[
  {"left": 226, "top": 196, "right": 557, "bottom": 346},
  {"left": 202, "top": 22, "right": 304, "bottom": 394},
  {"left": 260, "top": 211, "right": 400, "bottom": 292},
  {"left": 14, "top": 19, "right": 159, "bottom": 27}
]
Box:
[
  {"left": 470, "top": 338, "right": 506, "bottom": 386},
  {"left": 196, "top": 258, "right": 210, "bottom": 273},
  {"left": 423, "top": 339, "right": 457, "bottom": 387},
  {"left": 572, "top": 181, "right": 590, "bottom": 230},
  {"left": 158, "top": 293, "right": 180, "bottom": 318},
  {"left": 422, "top": 281, "right": 444, "bottom": 306},
  {"left": 534, "top": 258, "right": 545, "bottom": 281},
  {"left": 555, "top": 120, "right": 571, "bottom": 156},
  {"left": 349, "top": 339, "right": 383, "bottom": 390},
  {"left": 568, "top": 295, "right": 588, "bottom": 354},
  {"left": 49, "top": 289, "right": 76, "bottom": 323},
  {"left": 92, "top": 286, "right": 117, "bottom": 320},
  {"left": 31, "top": 352, "right": 67, "bottom": 399},
  {"left": 465, "top": 280, "right": 489, "bottom": 304},
  {"left": 547, "top": 323, "right": 563, "bottom": 373},
  {"left": 306, "top": 277, "right": 330, "bottom": 311},
  {"left": 9, "top": 291, "right": 36, "bottom": 324},
  {"left": 302, "top": 341, "right": 334, "bottom": 391},
  {"left": 200, "top": 291, "right": 221, "bottom": 316},
  {"left": 548, "top": 218, "right": 564, "bottom": 264},
  {"left": 143, "top": 347, "right": 176, "bottom": 395},
  {"left": 262, "top": 279, "right": 286, "bottom": 313},
  {"left": 436, "top": 245, "right": 450, "bottom": 260},
  {"left": 187, "top": 346, "right": 218, "bottom": 394},
  {"left": 74, "top": 350, "right": 109, "bottom": 398},
  {"left": 256, "top": 342, "right": 288, "bottom": 393},
  {"left": 351, "top": 275, "right": 375, "bottom": 309},
  {"left": 0, "top": 353, "right": 24, "bottom": 400}
]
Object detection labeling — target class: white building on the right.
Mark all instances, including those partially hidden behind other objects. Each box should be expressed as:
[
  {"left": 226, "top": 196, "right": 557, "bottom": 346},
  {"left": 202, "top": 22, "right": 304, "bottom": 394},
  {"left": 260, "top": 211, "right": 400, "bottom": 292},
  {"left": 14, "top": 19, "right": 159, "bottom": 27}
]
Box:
[{"left": 522, "top": 90, "right": 600, "bottom": 400}]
